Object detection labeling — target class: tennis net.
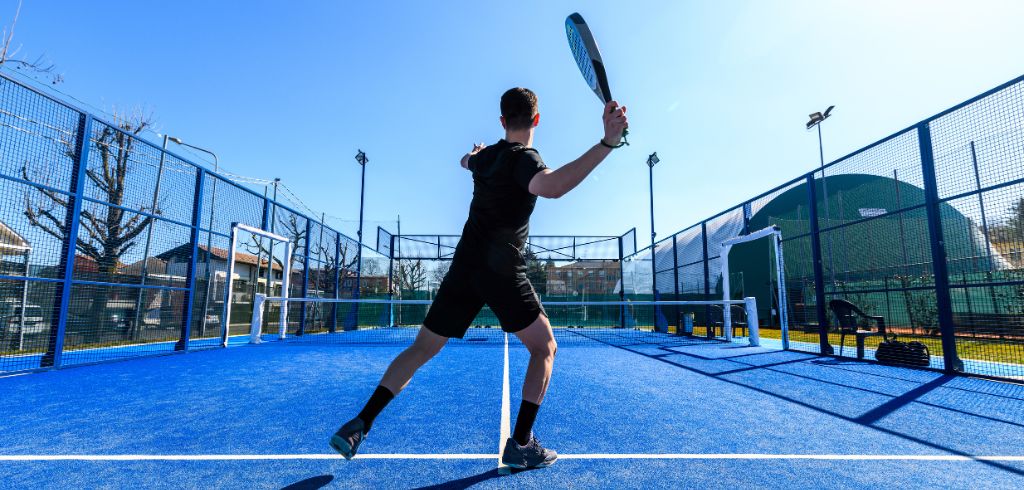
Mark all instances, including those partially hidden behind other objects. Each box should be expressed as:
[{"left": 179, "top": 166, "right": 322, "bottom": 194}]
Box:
[{"left": 240, "top": 296, "right": 770, "bottom": 346}]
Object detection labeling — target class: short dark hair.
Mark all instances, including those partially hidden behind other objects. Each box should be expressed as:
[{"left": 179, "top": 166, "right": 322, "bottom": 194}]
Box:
[{"left": 500, "top": 87, "right": 538, "bottom": 131}]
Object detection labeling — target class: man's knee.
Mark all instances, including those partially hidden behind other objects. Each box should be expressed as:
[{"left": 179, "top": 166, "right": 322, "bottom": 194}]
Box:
[{"left": 528, "top": 338, "right": 557, "bottom": 361}]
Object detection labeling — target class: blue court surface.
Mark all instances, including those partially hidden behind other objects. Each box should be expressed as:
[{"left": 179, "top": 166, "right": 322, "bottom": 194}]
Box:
[{"left": 1, "top": 333, "right": 1023, "bottom": 489}]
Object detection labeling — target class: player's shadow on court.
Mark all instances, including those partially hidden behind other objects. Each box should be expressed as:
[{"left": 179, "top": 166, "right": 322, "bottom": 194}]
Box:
[
  {"left": 412, "top": 467, "right": 541, "bottom": 490},
  {"left": 281, "top": 474, "right": 334, "bottom": 490}
]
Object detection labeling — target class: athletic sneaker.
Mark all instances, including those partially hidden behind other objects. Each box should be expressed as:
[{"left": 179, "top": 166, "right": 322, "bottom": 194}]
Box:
[
  {"left": 501, "top": 435, "right": 558, "bottom": 469},
  {"left": 329, "top": 418, "right": 366, "bottom": 460}
]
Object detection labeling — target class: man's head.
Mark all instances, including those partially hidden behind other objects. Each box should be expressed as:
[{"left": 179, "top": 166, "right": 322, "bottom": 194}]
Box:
[{"left": 500, "top": 87, "right": 539, "bottom": 131}]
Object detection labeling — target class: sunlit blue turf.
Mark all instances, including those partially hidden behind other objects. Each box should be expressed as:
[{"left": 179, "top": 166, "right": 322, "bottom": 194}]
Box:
[{"left": 1, "top": 333, "right": 1022, "bottom": 489}]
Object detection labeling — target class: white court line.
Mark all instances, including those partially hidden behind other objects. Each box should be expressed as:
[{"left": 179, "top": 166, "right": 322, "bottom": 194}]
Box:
[
  {"left": 1, "top": 454, "right": 1022, "bottom": 462},
  {"left": 497, "top": 333, "right": 512, "bottom": 475}
]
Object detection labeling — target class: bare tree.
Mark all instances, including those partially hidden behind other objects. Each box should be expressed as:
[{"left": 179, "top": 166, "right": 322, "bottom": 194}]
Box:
[
  {"left": 429, "top": 260, "right": 450, "bottom": 286},
  {"left": 0, "top": 1, "right": 63, "bottom": 84},
  {"left": 362, "top": 257, "right": 383, "bottom": 277},
  {"left": 395, "top": 259, "right": 426, "bottom": 296},
  {"left": 23, "top": 111, "right": 157, "bottom": 341},
  {"left": 25, "top": 112, "right": 157, "bottom": 274}
]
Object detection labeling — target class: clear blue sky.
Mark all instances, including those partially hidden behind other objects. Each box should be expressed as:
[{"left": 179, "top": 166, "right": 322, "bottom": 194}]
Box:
[{"left": 5, "top": 0, "right": 1024, "bottom": 247}]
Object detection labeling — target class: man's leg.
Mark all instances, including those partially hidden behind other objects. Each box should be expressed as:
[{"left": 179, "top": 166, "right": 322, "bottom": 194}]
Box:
[
  {"left": 359, "top": 326, "right": 449, "bottom": 430},
  {"left": 330, "top": 326, "right": 448, "bottom": 459},
  {"left": 512, "top": 314, "right": 557, "bottom": 445},
  {"left": 377, "top": 326, "right": 449, "bottom": 396}
]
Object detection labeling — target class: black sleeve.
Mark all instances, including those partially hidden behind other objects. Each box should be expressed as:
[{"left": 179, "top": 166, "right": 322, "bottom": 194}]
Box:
[{"left": 512, "top": 149, "right": 548, "bottom": 191}]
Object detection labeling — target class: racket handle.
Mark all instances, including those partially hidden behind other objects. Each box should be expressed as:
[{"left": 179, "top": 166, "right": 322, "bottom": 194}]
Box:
[{"left": 608, "top": 105, "right": 629, "bottom": 146}]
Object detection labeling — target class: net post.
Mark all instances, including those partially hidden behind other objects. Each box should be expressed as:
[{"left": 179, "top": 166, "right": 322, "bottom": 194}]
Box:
[
  {"left": 221, "top": 224, "right": 239, "bottom": 348},
  {"left": 618, "top": 232, "right": 625, "bottom": 329},
  {"left": 772, "top": 231, "right": 790, "bottom": 350},
  {"left": 250, "top": 293, "right": 266, "bottom": 344},
  {"left": 331, "top": 233, "right": 341, "bottom": 333},
  {"left": 672, "top": 233, "right": 680, "bottom": 335},
  {"left": 297, "top": 220, "right": 311, "bottom": 336},
  {"left": 280, "top": 242, "right": 293, "bottom": 340},
  {"left": 388, "top": 233, "right": 396, "bottom": 327},
  {"left": 721, "top": 244, "right": 733, "bottom": 341},
  {"left": 744, "top": 297, "right": 759, "bottom": 347},
  {"left": 702, "top": 222, "right": 711, "bottom": 339}
]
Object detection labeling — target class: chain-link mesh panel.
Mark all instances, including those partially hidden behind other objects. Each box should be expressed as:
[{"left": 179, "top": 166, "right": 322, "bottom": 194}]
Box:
[
  {"left": 0, "top": 279, "right": 59, "bottom": 372},
  {"left": 620, "top": 228, "right": 637, "bottom": 258},
  {"left": 931, "top": 80, "right": 1024, "bottom": 200},
  {"left": 817, "top": 130, "right": 924, "bottom": 231},
  {"left": 377, "top": 227, "right": 393, "bottom": 258},
  {"left": 705, "top": 208, "right": 745, "bottom": 261},
  {"left": 2, "top": 179, "right": 66, "bottom": 280},
  {"left": 61, "top": 283, "right": 187, "bottom": 366},
  {"left": 928, "top": 77, "right": 1024, "bottom": 378},
  {"left": 0, "top": 76, "right": 78, "bottom": 192},
  {"left": 201, "top": 175, "right": 264, "bottom": 234}
]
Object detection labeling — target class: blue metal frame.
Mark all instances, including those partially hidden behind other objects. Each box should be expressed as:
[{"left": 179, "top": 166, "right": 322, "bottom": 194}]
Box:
[
  {"left": 917, "top": 123, "right": 962, "bottom": 373},
  {"left": 42, "top": 114, "right": 92, "bottom": 368},
  {"left": 330, "top": 233, "right": 341, "bottom": 333},
  {"left": 176, "top": 168, "right": 205, "bottom": 351},
  {"left": 701, "top": 221, "right": 711, "bottom": 339},
  {"left": 806, "top": 174, "right": 833, "bottom": 355},
  {"left": 297, "top": 219, "right": 312, "bottom": 335},
  {"left": 671, "top": 233, "right": 680, "bottom": 334},
  {"left": 617, "top": 232, "right": 625, "bottom": 328}
]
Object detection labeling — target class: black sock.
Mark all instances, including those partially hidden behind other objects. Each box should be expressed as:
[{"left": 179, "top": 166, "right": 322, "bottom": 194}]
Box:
[
  {"left": 513, "top": 400, "right": 540, "bottom": 446},
  {"left": 357, "top": 386, "right": 395, "bottom": 432}
]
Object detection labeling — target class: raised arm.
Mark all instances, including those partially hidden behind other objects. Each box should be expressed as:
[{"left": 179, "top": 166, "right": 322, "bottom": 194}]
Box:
[
  {"left": 528, "top": 101, "right": 628, "bottom": 199},
  {"left": 460, "top": 142, "right": 487, "bottom": 170}
]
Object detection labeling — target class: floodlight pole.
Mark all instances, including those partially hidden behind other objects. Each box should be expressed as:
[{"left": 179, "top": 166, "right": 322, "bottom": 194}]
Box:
[
  {"left": 132, "top": 135, "right": 170, "bottom": 340},
  {"left": 807, "top": 107, "right": 835, "bottom": 284},
  {"left": 355, "top": 150, "right": 368, "bottom": 302},
  {"left": 647, "top": 152, "right": 659, "bottom": 297},
  {"left": 166, "top": 136, "right": 220, "bottom": 336}
]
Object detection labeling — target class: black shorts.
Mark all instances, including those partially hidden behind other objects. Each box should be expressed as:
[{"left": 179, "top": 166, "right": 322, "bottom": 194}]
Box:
[{"left": 422, "top": 259, "right": 546, "bottom": 339}]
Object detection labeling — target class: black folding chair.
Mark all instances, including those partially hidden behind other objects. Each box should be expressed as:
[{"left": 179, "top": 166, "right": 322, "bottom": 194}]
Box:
[{"left": 828, "top": 299, "right": 886, "bottom": 359}]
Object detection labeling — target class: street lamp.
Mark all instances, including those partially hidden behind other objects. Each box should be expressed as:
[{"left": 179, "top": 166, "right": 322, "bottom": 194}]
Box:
[
  {"left": 164, "top": 136, "right": 220, "bottom": 342},
  {"left": 806, "top": 106, "right": 835, "bottom": 283},
  {"left": 647, "top": 152, "right": 660, "bottom": 295},
  {"left": 354, "top": 150, "right": 368, "bottom": 300},
  {"left": 131, "top": 135, "right": 173, "bottom": 344}
]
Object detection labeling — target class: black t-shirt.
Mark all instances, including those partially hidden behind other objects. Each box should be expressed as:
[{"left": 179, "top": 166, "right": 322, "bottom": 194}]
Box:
[{"left": 455, "top": 139, "right": 548, "bottom": 263}]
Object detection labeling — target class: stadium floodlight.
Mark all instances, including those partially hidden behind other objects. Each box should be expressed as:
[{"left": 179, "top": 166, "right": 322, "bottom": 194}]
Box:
[
  {"left": 805, "top": 105, "right": 836, "bottom": 284},
  {"left": 354, "top": 150, "right": 368, "bottom": 302},
  {"left": 646, "top": 152, "right": 659, "bottom": 295},
  {"left": 805, "top": 105, "right": 834, "bottom": 129},
  {"left": 646, "top": 152, "right": 660, "bottom": 167}
]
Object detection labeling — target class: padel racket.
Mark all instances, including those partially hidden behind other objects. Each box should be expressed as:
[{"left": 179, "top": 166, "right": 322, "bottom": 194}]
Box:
[{"left": 565, "top": 12, "right": 628, "bottom": 146}]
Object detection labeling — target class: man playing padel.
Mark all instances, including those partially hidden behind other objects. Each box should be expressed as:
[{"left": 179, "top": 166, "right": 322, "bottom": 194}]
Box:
[{"left": 331, "top": 87, "right": 628, "bottom": 469}]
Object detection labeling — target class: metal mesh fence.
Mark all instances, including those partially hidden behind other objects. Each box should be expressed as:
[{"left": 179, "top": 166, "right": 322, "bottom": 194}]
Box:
[
  {"left": 0, "top": 72, "right": 371, "bottom": 373},
  {"left": 3, "top": 68, "right": 1024, "bottom": 381},
  {"left": 632, "top": 73, "right": 1024, "bottom": 380}
]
